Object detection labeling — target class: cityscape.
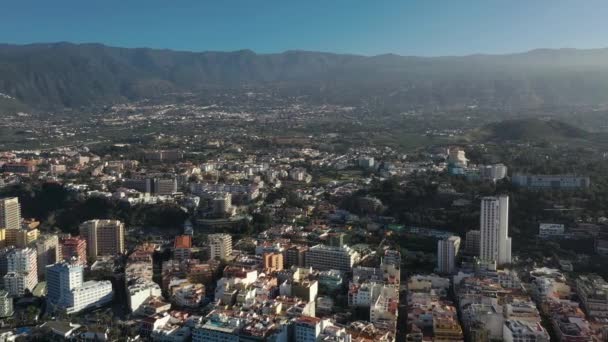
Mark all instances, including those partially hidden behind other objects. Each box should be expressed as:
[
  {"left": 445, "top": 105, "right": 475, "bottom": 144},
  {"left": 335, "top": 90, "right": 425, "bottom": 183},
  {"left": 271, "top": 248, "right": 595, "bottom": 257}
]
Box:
[{"left": 2, "top": 1, "right": 608, "bottom": 341}]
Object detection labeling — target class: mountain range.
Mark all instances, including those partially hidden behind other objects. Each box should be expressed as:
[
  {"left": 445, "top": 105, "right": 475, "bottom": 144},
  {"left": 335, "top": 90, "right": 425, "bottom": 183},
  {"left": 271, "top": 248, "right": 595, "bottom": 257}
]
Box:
[{"left": 3, "top": 42, "right": 608, "bottom": 110}]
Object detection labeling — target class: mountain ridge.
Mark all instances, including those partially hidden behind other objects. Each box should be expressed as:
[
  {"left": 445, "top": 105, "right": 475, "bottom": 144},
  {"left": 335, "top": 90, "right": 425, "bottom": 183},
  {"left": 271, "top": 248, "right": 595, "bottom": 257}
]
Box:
[{"left": 3, "top": 42, "right": 608, "bottom": 110}]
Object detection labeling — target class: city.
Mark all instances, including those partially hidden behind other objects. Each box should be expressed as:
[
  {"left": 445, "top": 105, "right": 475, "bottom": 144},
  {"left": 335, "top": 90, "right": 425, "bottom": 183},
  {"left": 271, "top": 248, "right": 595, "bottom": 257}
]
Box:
[{"left": 2, "top": 1, "right": 608, "bottom": 341}]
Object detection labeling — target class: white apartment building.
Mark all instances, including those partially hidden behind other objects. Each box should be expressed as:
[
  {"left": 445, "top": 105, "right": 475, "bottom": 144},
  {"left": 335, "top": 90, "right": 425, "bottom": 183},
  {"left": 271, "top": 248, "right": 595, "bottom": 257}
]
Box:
[
  {"left": 46, "top": 262, "right": 113, "bottom": 314},
  {"left": 305, "top": 244, "right": 359, "bottom": 272},
  {"left": 480, "top": 164, "right": 508, "bottom": 182},
  {"left": 0, "top": 197, "right": 21, "bottom": 231},
  {"left": 65, "top": 280, "right": 113, "bottom": 314},
  {"left": 3, "top": 247, "right": 37, "bottom": 296},
  {"left": 479, "top": 195, "right": 512, "bottom": 266},
  {"left": 208, "top": 234, "right": 232, "bottom": 260},
  {"left": 437, "top": 236, "right": 460, "bottom": 274},
  {"left": 128, "top": 279, "right": 162, "bottom": 313}
]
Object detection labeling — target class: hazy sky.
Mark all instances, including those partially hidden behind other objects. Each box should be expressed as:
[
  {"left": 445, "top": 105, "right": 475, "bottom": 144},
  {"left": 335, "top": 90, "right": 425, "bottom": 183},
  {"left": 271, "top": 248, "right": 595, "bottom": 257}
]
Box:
[{"left": 2, "top": 0, "right": 608, "bottom": 56}]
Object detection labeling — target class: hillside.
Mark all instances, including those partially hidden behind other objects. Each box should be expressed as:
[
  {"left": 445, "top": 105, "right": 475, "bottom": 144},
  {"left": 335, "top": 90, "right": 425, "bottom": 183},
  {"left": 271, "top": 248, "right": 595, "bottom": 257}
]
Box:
[
  {"left": 3, "top": 43, "right": 608, "bottom": 109},
  {"left": 473, "top": 119, "right": 589, "bottom": 142}
]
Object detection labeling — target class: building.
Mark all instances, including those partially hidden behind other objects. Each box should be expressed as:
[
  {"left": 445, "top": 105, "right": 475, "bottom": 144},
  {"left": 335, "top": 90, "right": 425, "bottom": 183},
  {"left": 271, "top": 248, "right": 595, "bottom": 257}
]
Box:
[
  {"left": 127, "top": 279, "right": 162, "bottom": 313},
  {"left": 465, "top": 230, "right": 481, "bottom": 255},
  {"left": 144, "top": 150, "right": 183, "bottom": 162},
  {"left": 512, "top": 174, "right": 590, "bottom": 189},
  {"left": 358, "top": 157, "right": 375, "bottom": 169},
  {"left": 576, "top": 275, "right": 608, "bottom": 319},
  {"left": 212, "top": 193, "right": 232, "bottom": 215},
  {"left": 79, "top": 219, "right": 125, "bottom": 258},
  {"left": 2, "top": 162, "right": 36, "bottom": 174},
  {"left": 447, "top": 148, "right": 468, "bottom": 167},
  {"left": 36, "top": 234, "right": 60, "bottom": 276},
  {"left": 285, "top": 245, "right": 308, "bottom": 268},
  {"left": 502, "top": 320, "right": 549, "bottom": 342},
  {"left": 123, "top": 177, "right": 178, "bottom": 195},
  {"left": 538, "top": 223, "right": 565, "bottom": 239},
  {"left": 0, "top": 290, "right": 13, "bottom": 317},
  {"left": 294, "top": 316, "right": 323, "bottom": 342},
  {"left": 208, "top": 234, "right": 232, "bottom": 261},
  {"left": 305, "top": 244, "right": 359, "bottom": 272},
  {"left": 6, "top": 226, "right": 40, "bottom": 248},
  {"left": 263, "top": 252, "right": 284, "bottom": 272},
  {"left": 46, "top": 263, "right": 83, "bottom": 308},
  {"left": 46, "top": 262, "right": 113, "bottom": 314},
  {"left": 479, "top": 196, "right": 512, "bottom": 267},
  {"left": 479, "top": 164, "right": 508, "bottom": 182},
  {"left": 437, "top": 236, "right": 460, "bottom": 274},
  {"left": 0, "top": 197, "right": 21, "bottom": 230},
  {"left": 3, "top": 247, "right": 37, "bottom": 296},
  {"left": 173, "top": 235, "right": 193, "bottom": 261},
  {"left": 60, "top": 237, "right": 87, "bottom": 266}
]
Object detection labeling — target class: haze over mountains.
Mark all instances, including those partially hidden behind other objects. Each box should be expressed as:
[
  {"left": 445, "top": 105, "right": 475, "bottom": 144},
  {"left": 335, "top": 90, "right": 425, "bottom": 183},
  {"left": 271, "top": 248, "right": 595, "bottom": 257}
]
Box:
[{"left": 3, "top": 42, "right": 608, "bottom": 110}]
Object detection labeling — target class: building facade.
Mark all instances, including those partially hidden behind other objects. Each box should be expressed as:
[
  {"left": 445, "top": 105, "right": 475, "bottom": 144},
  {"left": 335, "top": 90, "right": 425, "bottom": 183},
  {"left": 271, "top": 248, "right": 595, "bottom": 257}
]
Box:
[
  {"left": 79, "top": 219, "right": 125, "bottom": 258},
  {"left": 479, "top": 196, "right": 512, "bottom": 267}
]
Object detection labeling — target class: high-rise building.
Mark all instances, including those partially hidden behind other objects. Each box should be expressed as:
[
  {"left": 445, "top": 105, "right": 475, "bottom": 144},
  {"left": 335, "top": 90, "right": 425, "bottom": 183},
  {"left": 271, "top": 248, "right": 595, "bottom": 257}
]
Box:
[
  {"left": 0, "top": 197, "right": 21, "bottom": 231},
  {"left": 79, "top": 220, "right": 125, "bottom": 258},
  {"left": 208, "top": 234, "right": 232, "bottom": 261},
  {"left": 60, "top": 236, "right": 87, "bottom": 266},
  {"left": 36, "top": 234, "right": 60, "bottom": 276},
  {"left": 46, "top": 263, "right": 84, "bottom": 307},
  {"left": 46, "top": 262, "right": 113, "bottom": 314},
  {"left": 437, "top": 236, "right": 461, "bottom": 274},
  {"left": 479, "top": 195, "right": 512, "bottom": 266},
  {"left": 0, "top": 290, "right": 13, "bottom": 317},
  {"left": 465, "top": 230, "right": 481, "bottom": 255},
  {"left": 3, "top": 247, "right": 37, "bottom": 296}
]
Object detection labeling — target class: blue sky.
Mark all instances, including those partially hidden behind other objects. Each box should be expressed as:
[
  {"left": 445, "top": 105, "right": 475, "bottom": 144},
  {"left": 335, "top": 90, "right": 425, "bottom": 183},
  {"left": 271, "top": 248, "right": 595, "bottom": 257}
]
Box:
[{"left": 1, "top": 0, "right": 607, "bottom": 56}]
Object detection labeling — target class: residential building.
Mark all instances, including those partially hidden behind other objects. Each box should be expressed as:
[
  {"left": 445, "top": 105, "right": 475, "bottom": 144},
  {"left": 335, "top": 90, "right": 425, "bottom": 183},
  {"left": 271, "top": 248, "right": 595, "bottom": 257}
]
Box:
[
  {"left": 173, "top": 235, "right": 192, "bottom": 261},
  {"left": 512, "top": 174, "right": 590, "bottom": 189},
  {"left": 0, "top": 290, "right": 14, "bottom": 318},
  {"left": 538, "top": 223, "right": 565, "bottom": 239},
  {"left": 576, "top": 275, "right": 608, "bottom": 319},
  {"left": 46, "top": 262, "right": 113, "bottom": 314},
  {"left": 437, "top": 236, "right": 460, "bottom": 274},
  {"left": 79, "top": 219, "right": 125, "bottom": 258},
  {"left": 503, "top": 320, "right": 549, "bottom": 342},
  {"left": 479, "top": 195, "right": 512, "bottom": 267},
  {"left": 3, "top": 247, "right": 37, "bottom": 296},
  {"left": 305, "top": 244, "right": 359, "bottom": 272},
  {"left": 263, "top": 252, "right": 284, "bottom": 272},
  {"left": 0, "top": 290, "right": 13, "bottom": 317},
  {"left": 0, "top": 197, "right": 21, "bottom": 230},
  {"left": 208, "top": 234, "right": 232, "bottom": 261},
  {"left": 60, "top": 236, "right": 87, "bottom": 266},
  {"left": 36, "top": 234, "right": 60, "bottom": 276},
  {"left": 465, "top": 230, "right": 481, "bottom": 255},
  {"left": 479, "top": 164, "right": 508, "bottom": 182}
]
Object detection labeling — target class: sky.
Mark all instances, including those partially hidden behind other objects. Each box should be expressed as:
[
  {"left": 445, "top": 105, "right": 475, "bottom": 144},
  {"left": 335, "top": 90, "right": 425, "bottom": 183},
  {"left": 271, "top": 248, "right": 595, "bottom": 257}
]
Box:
[{"left": 1, "top": 0, "right": 608, "bottom": 56}]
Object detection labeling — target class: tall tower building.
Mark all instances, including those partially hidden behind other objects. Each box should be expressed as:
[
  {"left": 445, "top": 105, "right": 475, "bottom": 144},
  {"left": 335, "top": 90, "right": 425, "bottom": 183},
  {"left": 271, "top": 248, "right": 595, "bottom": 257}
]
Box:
[
  {"left": 479, "top": 195, "right": 512, "bottom": 266},
  {"left": 3, "top": 247, "right": 37, "bottom": 296},
  {"left": 208, "top": 234, "right": 232, "bottom": 261},
  {"left": 79, "top": 220, "right": 125, "bottom": 258},
  {"left": 437, "top": 236, "right": 461, "bottom": 274},
  {"left": 46, "top": 263, "right": 84, "bottom": 307},
  {"left": 0, "top": 197, "right": 21, "bottom": 230}
]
